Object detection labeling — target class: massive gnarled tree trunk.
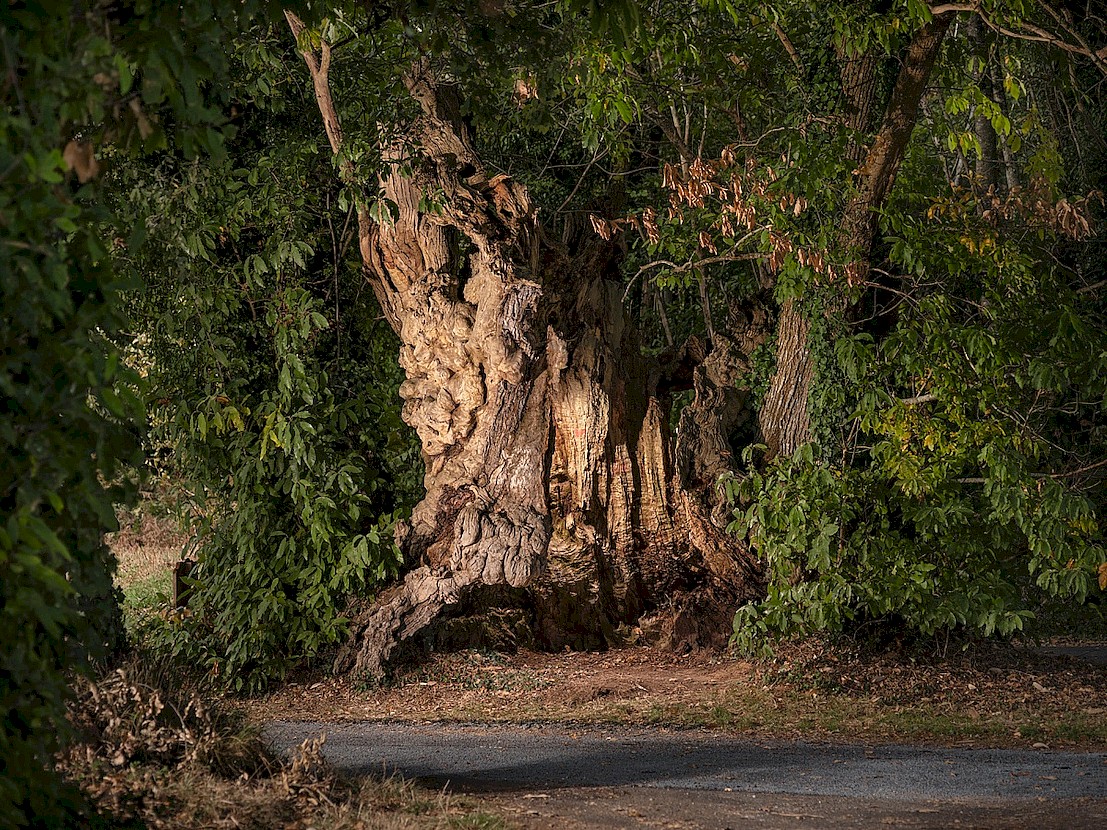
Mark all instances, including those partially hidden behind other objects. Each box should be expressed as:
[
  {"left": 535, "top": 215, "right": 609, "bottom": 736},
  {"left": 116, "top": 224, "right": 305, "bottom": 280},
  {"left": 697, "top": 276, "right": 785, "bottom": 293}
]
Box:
[
  {"left": 289, "top": 9, "right": 953, "bottom": 677},
  {"left": 287, "top": 30, "right": 763, "bottom": 677}
]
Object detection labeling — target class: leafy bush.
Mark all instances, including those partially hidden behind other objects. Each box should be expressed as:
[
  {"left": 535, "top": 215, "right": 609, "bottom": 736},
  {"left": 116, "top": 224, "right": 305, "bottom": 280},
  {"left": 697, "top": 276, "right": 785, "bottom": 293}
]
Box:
[
  {"left": 729, "top": 440, "right": 1103, "bottom": 653},
  {"left": 114, "top": 31, "right": 422, "bottom": 690},
  {"left": 0, "top": 7, "right": 139, "bottom": 825},
  {"left": 1, "top": 2, "right": 278, "bottom": 822},
  {"left": 731, "top": 447, "right": 1017, "bottom": 650},
  {"left": 727, "top": 195, "right": 1107, "bottom": 650}
]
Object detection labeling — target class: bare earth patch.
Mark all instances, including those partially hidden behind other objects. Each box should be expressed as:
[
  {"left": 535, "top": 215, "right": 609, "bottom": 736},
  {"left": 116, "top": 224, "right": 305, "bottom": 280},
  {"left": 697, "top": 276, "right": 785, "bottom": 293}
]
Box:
[{"left": 242, "top": 641, "right": 1107, "bottom": 751}]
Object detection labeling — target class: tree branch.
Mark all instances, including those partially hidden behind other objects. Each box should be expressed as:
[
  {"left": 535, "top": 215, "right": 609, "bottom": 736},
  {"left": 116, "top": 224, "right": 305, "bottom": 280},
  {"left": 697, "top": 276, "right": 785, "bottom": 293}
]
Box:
[
  {"left": 927, "top": 3, "right": 1107, "bottom": 74},
  {"left": 772, "top": 21, "right": 804, "bottom": 74},
  {"left": 285, "top": 12, "right": 349, "bottom": 164},
  {"left": 838, "top": 13, "right": 953, "bottom": 276},
  {"left": 901, "top": 393, "right": 938, "bottom": 405}
]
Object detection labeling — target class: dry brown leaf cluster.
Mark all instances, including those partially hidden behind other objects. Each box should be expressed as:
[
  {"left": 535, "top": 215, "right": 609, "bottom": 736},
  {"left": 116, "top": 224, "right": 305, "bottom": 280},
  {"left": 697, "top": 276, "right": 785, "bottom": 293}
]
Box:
[
  {"left": 930, "top": 182, "right": 1102, "bottom": 242},
  {"left": 590, "top": 151, "right": 843, "bottom": 283}
]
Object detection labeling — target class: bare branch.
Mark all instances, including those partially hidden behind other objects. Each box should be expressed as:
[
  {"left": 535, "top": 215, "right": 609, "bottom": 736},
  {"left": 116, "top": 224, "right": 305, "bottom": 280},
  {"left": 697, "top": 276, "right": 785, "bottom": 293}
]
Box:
[
  {"left": 901, "top": 393, "right": 938, "bottom": 405},
  {"left": 285, "top": 12, "right": 346, "bottom": 159},
  {"left": 621, "top": 232, "right": 764, "bottom": 302},
  {"left": 1048, "top": 456, "right": 1107, "bottom": 479},
  {"left": 928, "top": 3, "right": 1107, "bottom": 74},
  {"left": 772, "top": 21, "right": 804, "bottom": 73},
  {"left": 956, "top": 457, "right": 1107, "bottom": 486}
]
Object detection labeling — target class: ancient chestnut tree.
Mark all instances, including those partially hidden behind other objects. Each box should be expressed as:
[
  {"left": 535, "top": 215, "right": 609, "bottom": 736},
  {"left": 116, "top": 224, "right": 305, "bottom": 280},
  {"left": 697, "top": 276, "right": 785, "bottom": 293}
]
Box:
[{"left": 282, "top": 0, "right": 1106, "bottom": 676}]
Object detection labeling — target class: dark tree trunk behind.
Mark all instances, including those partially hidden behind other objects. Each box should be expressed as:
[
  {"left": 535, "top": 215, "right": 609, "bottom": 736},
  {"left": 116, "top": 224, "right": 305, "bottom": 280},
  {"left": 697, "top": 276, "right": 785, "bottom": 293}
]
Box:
[{"left": 758, "top": 15, "right": 953, "bottom": 460}]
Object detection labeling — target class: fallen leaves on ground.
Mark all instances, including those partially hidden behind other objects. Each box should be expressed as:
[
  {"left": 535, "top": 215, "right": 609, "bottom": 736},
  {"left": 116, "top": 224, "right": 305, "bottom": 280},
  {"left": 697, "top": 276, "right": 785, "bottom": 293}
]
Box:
[{"left": 57, "top": 658, "right": 512, "bottom": 829}]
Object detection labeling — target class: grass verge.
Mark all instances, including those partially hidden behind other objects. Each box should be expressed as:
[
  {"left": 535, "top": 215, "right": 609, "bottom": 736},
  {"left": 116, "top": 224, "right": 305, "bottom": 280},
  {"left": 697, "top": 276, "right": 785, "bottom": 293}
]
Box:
[{"left": 246, "top": 642, "right": 1107, "bottom": 751}]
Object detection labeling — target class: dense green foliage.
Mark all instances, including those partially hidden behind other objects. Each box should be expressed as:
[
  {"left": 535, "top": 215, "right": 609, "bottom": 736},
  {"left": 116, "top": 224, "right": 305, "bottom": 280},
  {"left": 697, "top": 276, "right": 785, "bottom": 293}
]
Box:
[
  {"left": 4, "top": 6, "right": 1105, "bottom": 820},
  {"left": 712, "top": 5, "right": 1107, "bottom": 646},
  {"left": 0, "top": 1, "right": 283, "bottom": 823},
  {"left": 113, "top": 32, "right": 421, "bottom": 691},
  {"left": 1, "top": 5, "right": 139, "bottom": 823},
  {"left": 522, "top": 0, "right": 1107, "bottom": 644},
  {"left": 121, "top": 0, "right": 1105, "bottom": 664}
]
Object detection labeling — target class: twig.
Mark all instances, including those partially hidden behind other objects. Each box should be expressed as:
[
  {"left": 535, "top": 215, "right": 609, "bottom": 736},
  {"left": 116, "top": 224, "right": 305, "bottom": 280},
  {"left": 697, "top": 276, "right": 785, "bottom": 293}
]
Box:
[
  {"left": 622, "top": 235, "right": 762, "bottom": 302},
  {"left": 698, "top": 270, "right": 715, "bottom": 347},
  {"left": 928, "top": 3, "right": 1107, "bottom": 74},
  {"left": 655, "top": 285, "right": 674, "bottom": 347},
  {"left": 556, "top": 146, "right": 609, "bottom": 214},
  {"left": 1048, "top": 457, "right": 1107, "bottom": 479},
  {"left": 954, "top": 457, "right": 1107, "bottom": 486},
  {"left": 901, "top": 393, "right": 938, "bottom": 405}
]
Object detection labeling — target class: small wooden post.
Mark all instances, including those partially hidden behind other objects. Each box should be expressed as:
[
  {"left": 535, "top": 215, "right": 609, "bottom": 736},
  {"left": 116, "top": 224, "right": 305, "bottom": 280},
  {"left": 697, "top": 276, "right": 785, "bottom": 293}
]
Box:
[{"left": 173, "top": 559, "right": 196, "bottom": 609}]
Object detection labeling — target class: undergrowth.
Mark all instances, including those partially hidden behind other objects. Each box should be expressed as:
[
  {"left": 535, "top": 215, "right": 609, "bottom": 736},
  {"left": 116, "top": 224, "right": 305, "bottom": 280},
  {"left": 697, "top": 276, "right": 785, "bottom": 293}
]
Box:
[{"left": 56, "top": 656, "right": 511, "bottom": 829}]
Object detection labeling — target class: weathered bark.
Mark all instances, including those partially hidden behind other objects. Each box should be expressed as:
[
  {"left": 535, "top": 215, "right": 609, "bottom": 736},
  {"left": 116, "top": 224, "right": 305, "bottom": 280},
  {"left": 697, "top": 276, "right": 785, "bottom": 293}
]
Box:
[
  {"left": 758, "top": 300, "right": 813, "bottom": 460},
  {"left": 969, "top": 17, "right": 999, "bottom": 192},
  {"left": 758, "top": 15, "right": 953, "bottom": 460},
  {"left": 838, "top": 15, "right": 954, "bottom": 268},
  {"left": 287, "top": 38, "right": 764, "bottom": 676},
  {"left": 837, "top": 44, "right": 884, "bottom": 161}
]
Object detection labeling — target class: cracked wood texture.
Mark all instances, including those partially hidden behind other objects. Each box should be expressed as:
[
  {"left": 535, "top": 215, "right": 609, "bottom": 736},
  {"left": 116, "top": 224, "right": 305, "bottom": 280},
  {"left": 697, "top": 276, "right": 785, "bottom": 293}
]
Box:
[{"left": 290, "top": 52, "right": 763, "bottom": 678}]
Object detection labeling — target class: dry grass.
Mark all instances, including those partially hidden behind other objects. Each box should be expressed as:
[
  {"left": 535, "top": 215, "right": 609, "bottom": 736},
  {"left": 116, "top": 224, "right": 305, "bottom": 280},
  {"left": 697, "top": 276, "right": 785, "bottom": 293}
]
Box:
[
  {"left": 59, "top": 658, "right": 513, "bottom": 830},
  {"left": 97, "top": 502, "right": 518, "bottom": 827},
  {"left": 242, "top": 642, "right": 1107, "bottom": 750},
  {"left": 108, "top": 509, "right": 190, "bottom": 591}
]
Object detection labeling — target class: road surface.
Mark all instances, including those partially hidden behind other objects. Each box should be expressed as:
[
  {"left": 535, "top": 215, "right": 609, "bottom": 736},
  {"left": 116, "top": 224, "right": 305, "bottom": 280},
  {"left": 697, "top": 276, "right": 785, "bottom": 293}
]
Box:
[{"left": 266, "top": 721, "right": 1107, "bottom": 828}]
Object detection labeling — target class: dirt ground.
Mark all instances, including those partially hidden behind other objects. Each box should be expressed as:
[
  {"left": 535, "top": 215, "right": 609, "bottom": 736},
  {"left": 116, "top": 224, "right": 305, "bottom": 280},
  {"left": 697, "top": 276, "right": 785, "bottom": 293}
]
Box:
[
  {"left": 242, "top": 640, "right": 1107, "bottom": 752},
  {"left": 107, "top": 502, "right": 1106, "bottom": 753},
  {"left": 252, "top": 644, "right": 1107, "bottom": 828}
]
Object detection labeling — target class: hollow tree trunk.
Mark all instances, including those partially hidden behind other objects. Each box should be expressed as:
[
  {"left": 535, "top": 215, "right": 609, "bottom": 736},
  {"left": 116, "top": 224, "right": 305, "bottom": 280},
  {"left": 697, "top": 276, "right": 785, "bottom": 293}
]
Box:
[{"left": 287, "top": 39, "right": 763, "bottom": 677}]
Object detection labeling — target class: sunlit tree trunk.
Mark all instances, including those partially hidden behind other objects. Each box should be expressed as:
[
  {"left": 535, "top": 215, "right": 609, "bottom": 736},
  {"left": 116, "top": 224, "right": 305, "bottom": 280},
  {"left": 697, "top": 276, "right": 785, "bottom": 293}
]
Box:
[{"left": 287, "top": 32, "right": 763, "bottom": 676}]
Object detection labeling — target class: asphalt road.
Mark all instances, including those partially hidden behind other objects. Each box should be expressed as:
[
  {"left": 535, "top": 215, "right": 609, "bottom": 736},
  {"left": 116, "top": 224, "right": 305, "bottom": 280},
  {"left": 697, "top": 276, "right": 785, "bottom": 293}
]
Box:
[{"left": 265, "top": 721, "right": 1107, "bottom": 801}]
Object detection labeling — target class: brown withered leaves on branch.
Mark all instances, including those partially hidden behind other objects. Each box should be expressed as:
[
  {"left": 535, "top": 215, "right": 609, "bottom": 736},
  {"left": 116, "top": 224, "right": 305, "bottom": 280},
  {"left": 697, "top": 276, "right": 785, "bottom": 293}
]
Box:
[
  {"left": 591, "top": 148, "right": 841, "bottom": 281},
  {"left": 938, "top": 182, "right": 1104, "bottom": 242}
]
